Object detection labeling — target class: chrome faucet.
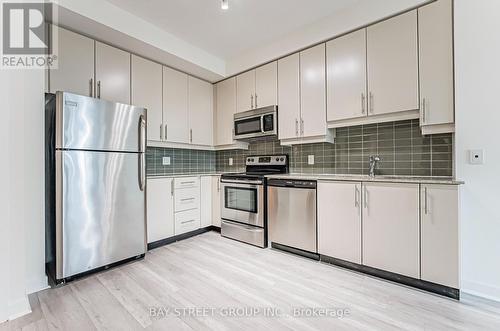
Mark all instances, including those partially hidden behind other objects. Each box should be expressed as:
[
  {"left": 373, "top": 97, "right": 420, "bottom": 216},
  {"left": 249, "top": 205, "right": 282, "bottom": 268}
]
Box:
[{"left": 369, "top": 156, "right": 381, "bottom": 178}]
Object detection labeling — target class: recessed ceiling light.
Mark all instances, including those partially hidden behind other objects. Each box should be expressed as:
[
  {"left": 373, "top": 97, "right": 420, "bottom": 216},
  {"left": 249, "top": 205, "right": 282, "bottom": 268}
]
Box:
[{"left": 221, "top": 0, "right": 229, "bottom": 10}]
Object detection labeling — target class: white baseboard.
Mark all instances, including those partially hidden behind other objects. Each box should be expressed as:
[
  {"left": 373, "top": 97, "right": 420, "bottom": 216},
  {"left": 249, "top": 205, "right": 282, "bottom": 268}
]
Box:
[
  {"left": 462, "top": 280, "right": 500, "bottom": 303},
  {"left": 26, "top": 275, "right": 49, "bottom": 294},
  {"left": 8, "top": 296, "right": 31, "bottom": 321}
]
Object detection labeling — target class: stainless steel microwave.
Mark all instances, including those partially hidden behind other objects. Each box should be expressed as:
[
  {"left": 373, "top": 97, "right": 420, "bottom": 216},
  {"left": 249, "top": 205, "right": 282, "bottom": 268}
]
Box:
[{"left": 233, "top": 106, "right": 277, "bottom": 140}]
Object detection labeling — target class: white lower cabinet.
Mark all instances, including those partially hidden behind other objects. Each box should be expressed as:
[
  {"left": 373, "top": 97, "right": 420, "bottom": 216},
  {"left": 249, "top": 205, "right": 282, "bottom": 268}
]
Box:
[
  {"left": 174, "top": 187, "right": 200, "bottom": 212},
  {"left": 421, "top": 184, "right": 459, "bottom": 288},
  {"left": 212, "top": 176, "right": 221, "bottom": 227},
  {"left": 318, "top": 181, "right": 362, "bottom": 264},
  {"left": 200, "top": 176, "right": 213, "bottom": 228},
  {"left": 362, "top": 182, "right": 420, "bottom": 278},
  {"left": 175, "top": 209, "right": 201, "bottom": 235},
  {"left": 146, "top": 178, "right": 174, "bottom": 244}
]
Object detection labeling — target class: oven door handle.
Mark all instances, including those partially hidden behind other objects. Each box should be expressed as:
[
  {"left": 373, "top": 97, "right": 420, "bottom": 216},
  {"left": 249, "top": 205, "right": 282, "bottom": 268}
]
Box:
[{"left": 221, "top": 179, "right": 263, "bottom": 185}]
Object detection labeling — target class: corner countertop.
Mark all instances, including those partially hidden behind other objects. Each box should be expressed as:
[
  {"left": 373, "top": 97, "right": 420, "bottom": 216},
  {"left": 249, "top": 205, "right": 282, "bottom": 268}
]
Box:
[{"left": 265, "top": 174, "right": 464, "bottom": 185}]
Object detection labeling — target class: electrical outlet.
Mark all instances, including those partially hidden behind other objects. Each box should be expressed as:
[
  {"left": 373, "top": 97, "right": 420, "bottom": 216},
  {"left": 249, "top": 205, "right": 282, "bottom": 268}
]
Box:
[
  {"left": 308, "top": 155, "right": 315, "bottom": 165},
  {"left": 162, "top": 157, "right": 171, "bottom": 166},
  {"left": 469, "top": 150, "right": 484, "bottom": 165},
  {"left": 228, "top": 158, "right": 233, "bottom": 166}
]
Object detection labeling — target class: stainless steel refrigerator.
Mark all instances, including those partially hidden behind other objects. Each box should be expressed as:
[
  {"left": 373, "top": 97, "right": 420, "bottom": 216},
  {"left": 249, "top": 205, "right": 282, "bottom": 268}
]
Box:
[{"left": 45, "top": 92, "right": 147, "bottom": 284}]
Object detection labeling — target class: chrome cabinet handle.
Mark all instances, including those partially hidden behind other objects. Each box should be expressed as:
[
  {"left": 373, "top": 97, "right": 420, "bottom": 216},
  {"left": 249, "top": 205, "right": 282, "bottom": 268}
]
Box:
[
  {"left": 295, "top": 118, "right": 299, "bottom": 136},
  {"left": 89, "top": 78, "right": 93, "bottom": 97},
  {"left": 160, "top": 124, "right": 164, "bottom": 140},
  {"left": 97, "top": 81, "right": 101, "bottom": 99},
  {"left": 217, "top": 178, "right": 220, "bottom": 192},
  {"left": 361, "top": 93, "right": 366, "bottom": 114},
  {"left": 181, "top": 219, "right": 196, "bottom": 225},
  {"left": 255, "top": 93, "right": 258, "bottom": 108},
  {"left": 424, "top": 187, "right": 428, "bottom": 214},
  {"left": 164, "top": 124, "right": 168, "bottom": 141},
  {"left": 251, "top": 94, "right": 254, "bottom": 109},
  {"left": 354, "top": 185, "right": 359, "bottom": 207},
  {"left": 422, "top": 98, "right": 427, "bottom": 124},
  {"left": 180, "top": 198, "right": 195, "bottom": 202},
  {"left": 300, "top": 118, "right": 304, "bottom": 135},
  {"left": 181, "top": 181, "right": 195, "bottom": 185},
  {"left": 171, "top": 180, "right": 174, "bottom": 196},
  {"left": 363, "top": 186, "right": 368, "bottom": 209},
  {"left": 369, "top": 92, "right": 374, "bottom": 114},
  {"left": 190, "top": 129, "right": 193, "bottom": 143}
]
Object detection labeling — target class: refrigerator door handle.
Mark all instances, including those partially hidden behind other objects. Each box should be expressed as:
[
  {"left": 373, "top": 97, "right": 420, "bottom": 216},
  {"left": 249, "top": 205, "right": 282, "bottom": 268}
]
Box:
[
  {"left": 139, "top": 114, "right": 146, "bottom": 153},
  {"left": 139, "top": 153, "right": 145, "bottom": 191}
]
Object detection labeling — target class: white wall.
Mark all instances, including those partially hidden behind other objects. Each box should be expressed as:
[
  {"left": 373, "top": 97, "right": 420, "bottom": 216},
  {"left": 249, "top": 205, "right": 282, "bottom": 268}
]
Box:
[
  {"left": 0, "top": 68, "right": 45, "bottom": 321},
  {"left": 455, "top": 0, "right": 500, "bottom": 301}
]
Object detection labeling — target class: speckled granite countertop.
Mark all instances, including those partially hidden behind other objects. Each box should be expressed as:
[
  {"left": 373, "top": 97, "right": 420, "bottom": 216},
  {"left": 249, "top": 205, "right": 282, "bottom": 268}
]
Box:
[{"left": 265, "top": 174, "right": 464, "bottom": 185}]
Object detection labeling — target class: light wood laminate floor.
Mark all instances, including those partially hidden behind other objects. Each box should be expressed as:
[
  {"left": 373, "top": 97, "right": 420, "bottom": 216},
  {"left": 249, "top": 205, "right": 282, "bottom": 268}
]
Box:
[{"left": 3, "top": 231, "right": 500, "bottom": 331}]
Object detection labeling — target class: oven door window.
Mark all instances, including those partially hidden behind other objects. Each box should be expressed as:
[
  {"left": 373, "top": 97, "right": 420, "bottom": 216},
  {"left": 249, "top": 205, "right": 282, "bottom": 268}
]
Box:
[
  {"left": 224, "top": 186, "right": 258, "bottom": 213},
  {"left": 234, "top": 117, "right": 261, "bottom": 136}
]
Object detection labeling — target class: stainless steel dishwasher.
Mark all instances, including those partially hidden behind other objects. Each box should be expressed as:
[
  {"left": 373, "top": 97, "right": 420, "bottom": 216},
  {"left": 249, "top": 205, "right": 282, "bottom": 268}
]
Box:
[{"left": 267, "top": 179, "right": 317, "bottom": 256}]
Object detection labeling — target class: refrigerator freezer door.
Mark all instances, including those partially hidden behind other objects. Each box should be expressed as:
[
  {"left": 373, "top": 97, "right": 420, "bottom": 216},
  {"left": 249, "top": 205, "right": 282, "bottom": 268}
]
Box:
[
  {"left": 56, "top": 92, "right": 146, "bottom": 152},
  {"left": 57, "top": 150, "right": 146, "bottom": 279}
]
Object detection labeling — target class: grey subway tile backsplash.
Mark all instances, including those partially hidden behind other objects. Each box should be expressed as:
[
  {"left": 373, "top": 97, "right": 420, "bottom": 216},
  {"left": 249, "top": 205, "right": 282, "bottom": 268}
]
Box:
[
  {"left": 216, "top": 119, "right": 453, "bottom": 177},
  {"left": 147, "top": 119, "right": 453, "bottom": 177}
]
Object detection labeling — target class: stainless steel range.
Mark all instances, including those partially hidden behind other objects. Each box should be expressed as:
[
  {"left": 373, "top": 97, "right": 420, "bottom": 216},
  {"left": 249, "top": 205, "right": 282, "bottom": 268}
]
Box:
[{"left": 220, "top": 155, "right": 289, "bottom": 248}]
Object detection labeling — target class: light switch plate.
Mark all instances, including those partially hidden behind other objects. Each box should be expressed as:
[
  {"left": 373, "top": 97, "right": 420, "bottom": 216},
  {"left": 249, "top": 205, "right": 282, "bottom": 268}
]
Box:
[
  {"left": 308, "top": 155, "right": 315, "bottom": 165},
  {"left": 229, "top": 158, "right": 233, "bottom": 166},
  {"left": 162, "top": 157, "right": 171, "bottom": 166},
  {"left": 469, "top": 149, "right": 484, "bottom": 165}
]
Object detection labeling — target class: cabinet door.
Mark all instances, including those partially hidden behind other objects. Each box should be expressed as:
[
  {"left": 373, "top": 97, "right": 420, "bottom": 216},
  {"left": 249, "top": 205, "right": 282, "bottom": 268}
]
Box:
[
  {"left": 421, "top": 184, "right": 459, "bottom": 288},
  {"left": 200, "top": 176, "right": 212, "bottom": 228},
  {"left": 236, "top": 70, "right": 255, "bottom": 113},
  {"left": 163, "top": 66, "right": 189, "bottom": 144},
  {"left": 318, "top": 182, "right": 362, "bottom": 264},
  {"left": 367, "top": 11, "right": 419, "bottom": 115},
  {"left": 277, "top": 53, "right": 300, "bottom": 140},
  {"left": 362, "top": 182, "right": 420, "bottom": 278},
  {"left": 255, "top": 62, "right": 277, "bottom": 108},
  {"left": 188, "top": 77, "right": 214, "bottom": 146},
  {"left": 215, "top": 78, "right": 236, "bottom": 146},
  {"left": 50, "top": 26, "right": 95, "bottom": 97},
  {"left": 131, "top": 55, "right": 163, "bottom": 142},
  {"left": 95, "top": 42, "right": 131, "bottom": 104},
  {"left": 419, "top": 0, "right": 454, "bottom": 127},
  {"left": 327, "top": 29, "right": 367, "bottom": 122},
  {"left": 212, "top": 176, "right": 221, "bottom": 227},
  {"left": 147, "top": 178, "right": 174, "bottom": 243},
  {"left": 300, "top": 44, "right": 327, "bottom": 137}
]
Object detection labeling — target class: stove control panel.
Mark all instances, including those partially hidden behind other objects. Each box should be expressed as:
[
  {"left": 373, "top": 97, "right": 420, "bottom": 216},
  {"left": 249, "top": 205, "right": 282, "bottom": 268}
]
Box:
[{"left": 246, "top": 155, "right": 288, "bottom": 166}]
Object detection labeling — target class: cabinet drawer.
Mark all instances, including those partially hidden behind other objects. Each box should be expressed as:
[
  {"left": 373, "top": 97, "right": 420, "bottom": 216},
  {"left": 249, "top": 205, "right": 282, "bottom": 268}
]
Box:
[
  {"left": 174, "top": 187, "right": 200, "bottom": 212},
  {"left": 175, "top": 209, "right": 201, "bottom": 235},
  {"left": 174, "top": 177, "right": 200, "bottom": 189}
]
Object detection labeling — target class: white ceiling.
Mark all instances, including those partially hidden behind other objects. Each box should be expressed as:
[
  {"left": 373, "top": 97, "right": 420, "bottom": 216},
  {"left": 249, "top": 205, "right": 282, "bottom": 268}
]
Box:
[{"left": 105, "top": 0, "right": 361, "bottom": 60}]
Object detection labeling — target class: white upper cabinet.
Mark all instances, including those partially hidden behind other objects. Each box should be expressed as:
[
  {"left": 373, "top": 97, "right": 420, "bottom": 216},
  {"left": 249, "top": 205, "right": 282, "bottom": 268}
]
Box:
[
  {"left": 236, "top": 70, "right": 255, "bottom": 113},
  {"left": 421, "top": 184, "right": 459, "bottom": 288},
  {"left": 327, "top": 29, "right": 367, "bottom": 122},
  {"left": 318, "top": 181, "right": 362, "bottom": 264},
  {"left": 50, "top": 26, "right": 95, "bottom": 97},
  {"left": 255, "top": 62, "right": 278, "bottom": 109},
  {"left": 300, "top": 44, "right": 327, "bottom": 138},
  {"left": 367, "top": 11, "right": 419, "bottom": 115},
  {"left": 277, "top": 53, "right": 301, "bottom": 140},
  {"left": 236, "top": 61, "right": 278, "bottom": 113},
  {"left": 131, "top": 55, "right": 163, "bottom": 142},
  {"left": 189, "top": 76, "right": 214, "bottom": 146},
  {"left": 215, "top": 78, "right": 237, "bottom": 146},
  {"left": 95, "top": 42, "right": 131, "bottom": 104},
  {"left": 163, "top": 66, "right": 189, "bottom": 144},
  {"left": 362, "top": 182, "right": 420, "bottom": 278},
  {"left": 419, "top": 0, "right": 454, "bottom": 133}
]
